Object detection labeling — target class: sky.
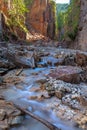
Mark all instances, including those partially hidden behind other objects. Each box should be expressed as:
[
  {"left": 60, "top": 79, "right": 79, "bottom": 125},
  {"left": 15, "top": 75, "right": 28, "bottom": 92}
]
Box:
[{"left": 56, "top": 0, "right": 70, "bottom": 3}]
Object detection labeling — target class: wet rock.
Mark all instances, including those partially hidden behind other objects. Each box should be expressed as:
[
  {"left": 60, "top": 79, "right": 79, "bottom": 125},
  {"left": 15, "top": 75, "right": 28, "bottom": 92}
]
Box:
[
  {"left": 6, "top": 108, "right": 22, "bottom": 117},
  {"left": 45, "top": 79, "right": 85, "bottom": 110},
  {"left": 55, "top": 91, "right": 63, "bottom": 99},
  {"left": 76, "top": 52, "right": 87, "bottom": 66},
  {"left": 0, "top": 109, "right": 6, "bottom": 121},
  {"left": 0, "top": 119, "right": 9, "bottom": 130},
  {"left": 7, "top": 50, "right": 35, "bottom": 68},
  {"left": 64, "top": 54, "right": 76, "bottom": 66},
  {"left": 62, "top": 95, "right": 81, "bottom": 110},
  {"left": 36, "top": 77, "right": 47, "bottom": 84},
  {"left": 47, "top": 66, "right": 83, "bottom": 83},
  {"left": 76, "top": 116, "right": 87, "bottom": 130},
  {"left": 0, "top": 68, "right": 8, "bottom": 76},
  {"left": 0, "top": 99, "right": 24, "bottom": 129},
  {"left": 0, "top": 77, "right": 3, "bottom": 85},
  {"left": 0, "top": 47, "right": 7, "bottom": 59},
  {"left": 77, "top": 96, "right": 87, "bottom": 106},
  {"left": 4, "top": 76, "right": 22, "bottom": 84},
  {"left": 7, "top": 45, "right": 37, "bottom": 68},
  {"left": 9, "top": 116, "right": 24, "bottom": 126},
  {"left": 46, "top": 79, "right": 72, "bottom": 97},
  {"left": 40, "top": 56, "right": 64, "bottom": 67},
  {"left": 0, "top": 59, "right": 15, "bottom": 69},
  {"left": 37, "top": 62, "right": 47, "bottom": 68}
]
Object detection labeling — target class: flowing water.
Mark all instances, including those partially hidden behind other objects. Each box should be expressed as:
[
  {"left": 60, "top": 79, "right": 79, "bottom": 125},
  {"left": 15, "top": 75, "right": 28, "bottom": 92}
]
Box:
[{"left": 1, "top": 67, "right": 82, "bottom": 130}]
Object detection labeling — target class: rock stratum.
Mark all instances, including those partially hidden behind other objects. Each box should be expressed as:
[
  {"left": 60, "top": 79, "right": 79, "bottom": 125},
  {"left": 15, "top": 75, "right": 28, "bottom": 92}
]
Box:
[
  {"left": 76, "top": 0, "right": 87, "bottom": 51},
  {"left": 26, "top": 0, "right": 55, "bottom": 39}
]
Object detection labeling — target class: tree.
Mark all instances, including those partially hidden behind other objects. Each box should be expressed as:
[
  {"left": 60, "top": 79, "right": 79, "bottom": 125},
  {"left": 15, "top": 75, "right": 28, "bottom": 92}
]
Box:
[
  {"left": 56, "top": 0, "right": 80, "bottom": 41},
  {"left": 64, "top": 0, "right": 80, "bottom": 41}
]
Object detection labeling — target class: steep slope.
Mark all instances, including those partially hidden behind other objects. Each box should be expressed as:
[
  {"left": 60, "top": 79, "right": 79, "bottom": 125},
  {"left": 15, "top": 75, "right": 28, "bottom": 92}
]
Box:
[
  {"left": 26, "top": 0, "right": 55, "bottom": 40},
  {"left": 76, "top": 0, "right": 87, "bottom": 51}
]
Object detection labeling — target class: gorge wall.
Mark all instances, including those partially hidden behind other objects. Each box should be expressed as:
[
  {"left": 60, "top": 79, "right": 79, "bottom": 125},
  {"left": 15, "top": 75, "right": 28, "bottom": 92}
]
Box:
[
  {"left": 76, "top": 0, "right": 87, "bottom": 51},
  {"left": 26, "top": 0, "right": 55, "bottom": 39},
  {"left": 0, "top": 0, "right": 55, "bottom": 40}
]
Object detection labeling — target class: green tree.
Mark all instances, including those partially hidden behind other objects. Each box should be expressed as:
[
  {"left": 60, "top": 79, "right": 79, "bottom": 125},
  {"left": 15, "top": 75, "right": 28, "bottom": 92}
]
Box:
[
  {"left": 56, "top": 0, "right": 80, "bottom": 41},
  {"left": 64, "top": 0, "right": 80, "bottom": 41}
]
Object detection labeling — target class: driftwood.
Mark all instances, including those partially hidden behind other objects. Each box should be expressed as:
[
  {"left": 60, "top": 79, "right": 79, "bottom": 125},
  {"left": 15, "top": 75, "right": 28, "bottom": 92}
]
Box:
[
  {"left": 15, "top": 67, "right": 23, "bottom": 76},
  {"left": 13, "top": 103, "right": 61, "bottom": 130}
]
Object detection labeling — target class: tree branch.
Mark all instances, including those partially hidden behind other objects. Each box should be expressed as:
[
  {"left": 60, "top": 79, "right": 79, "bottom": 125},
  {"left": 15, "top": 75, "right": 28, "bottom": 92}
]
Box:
[{"left": 14, "top": 104, "right": 61, "bottom": 130}]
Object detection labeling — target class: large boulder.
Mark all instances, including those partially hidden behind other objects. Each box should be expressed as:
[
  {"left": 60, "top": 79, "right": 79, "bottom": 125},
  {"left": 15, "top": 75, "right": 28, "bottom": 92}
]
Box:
[
  {"left": 47, "top": 66, "right": 83, "bottom": 83},
  {"left": 76, "top": 51, "right": 87, "bottom": 66},
  {"left": 7, "top": 47, "right": 36, "bottom": 68}
]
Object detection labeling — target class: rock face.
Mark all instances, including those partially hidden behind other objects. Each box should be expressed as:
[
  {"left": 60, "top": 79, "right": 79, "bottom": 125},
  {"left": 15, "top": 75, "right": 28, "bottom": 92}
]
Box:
[
  {"left": 26, "top": 0, "right": 55, "bottom": 39},
  {"left": 77, "top": 0, "right": 87, "bottom": 51}
]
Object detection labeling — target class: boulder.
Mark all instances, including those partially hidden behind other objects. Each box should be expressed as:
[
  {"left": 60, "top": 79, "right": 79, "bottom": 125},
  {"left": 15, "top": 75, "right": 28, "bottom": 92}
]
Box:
[
  {"left": 0, "top": 77, "right": 3, "bottom": 85},
  {"left": 47, "top": 66, "right": 83, "bottom": 83},
  {"left": 0, "top": 109, "right": 6, "bottom": 121},
  {"left": 7, "top": 50, "right": 35, "bottom": 68},
  {"left": 0, "top": 119, "right": 9, "bottom": 130},
  {"left": 76, "top": 52, "right": 87, "bottom": 66},
  {"left": 9, "top": 116, "right": 24, "bottom": 126}
]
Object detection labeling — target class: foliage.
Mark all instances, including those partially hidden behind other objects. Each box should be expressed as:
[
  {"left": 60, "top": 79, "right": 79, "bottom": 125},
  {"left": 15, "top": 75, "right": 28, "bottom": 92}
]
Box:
[
  {"left": 64, "top": 0, "right": 80, "bottom": 41},
  {"left": 0, "top": 0, "right": 32, "bottom": 32},
  {"left": 56, "top": 3, "right": 69, "bottom": 13},
  {"left": 49, "top": 0, "right": 58, "bottom": 38},
  {"left": 56, "top": 0, "right": 80, "bottom": 41}
]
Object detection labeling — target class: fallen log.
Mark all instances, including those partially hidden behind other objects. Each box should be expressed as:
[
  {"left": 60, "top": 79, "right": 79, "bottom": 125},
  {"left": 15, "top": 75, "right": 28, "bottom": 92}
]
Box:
[
  {"left": 15, "top": 67, "right": 23, "bottom": 76},
  {"left": 13, "top": 103, "right": 61, "bottom": 130}
]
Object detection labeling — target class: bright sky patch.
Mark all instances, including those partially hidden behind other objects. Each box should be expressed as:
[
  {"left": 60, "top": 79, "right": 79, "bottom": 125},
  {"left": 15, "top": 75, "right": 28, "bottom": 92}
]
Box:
[{"left": 56, "top": 0, "right": 70, "bottom": 4}]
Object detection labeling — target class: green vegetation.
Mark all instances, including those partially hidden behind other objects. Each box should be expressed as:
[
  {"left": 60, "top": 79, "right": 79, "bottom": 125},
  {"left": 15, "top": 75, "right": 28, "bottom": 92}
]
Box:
[
  {"left": 49, "top": 0, "right": 59, "bottom": 39},
  {"left": 2, "top": 0, "right": 32, "bottom": 32},
  {"left": 56, "top": 0, "right": 80, "bottom": 41},
  {"left": 56, "top": 3, "right": 69, "bottom": 13}
]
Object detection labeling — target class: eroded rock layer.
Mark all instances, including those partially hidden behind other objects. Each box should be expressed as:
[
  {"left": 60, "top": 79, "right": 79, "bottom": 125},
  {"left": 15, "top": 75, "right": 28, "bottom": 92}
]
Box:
[
  {"left": 26, "top": 0, "right": 55, "bottom": 39},
  {"left": 77, "top": 0, "right": 87, "bottom": 51}
]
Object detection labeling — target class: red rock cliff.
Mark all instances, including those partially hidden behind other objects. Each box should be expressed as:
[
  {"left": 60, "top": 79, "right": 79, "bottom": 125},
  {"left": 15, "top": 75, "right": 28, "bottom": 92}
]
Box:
[
  {"left": 26, "top": 0, "right": 55, "bottom": 39},
  {"left": 77, "top": 0, "right": 87, "bottom": 51}
]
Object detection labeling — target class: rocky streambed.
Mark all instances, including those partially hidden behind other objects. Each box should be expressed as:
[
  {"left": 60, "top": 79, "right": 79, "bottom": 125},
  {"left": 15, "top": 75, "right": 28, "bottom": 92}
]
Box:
[{"left": 0, "top": 42, "right": 87, "bottom": 130}]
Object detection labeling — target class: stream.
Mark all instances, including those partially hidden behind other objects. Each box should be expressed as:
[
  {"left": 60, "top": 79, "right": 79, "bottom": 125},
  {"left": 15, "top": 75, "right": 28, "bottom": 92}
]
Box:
[
  {"left": 0, "top": 44, "right": 87, "bottom": 130},
  {"left": 1, "top": 67, "right": 82, "bottom": 130}
]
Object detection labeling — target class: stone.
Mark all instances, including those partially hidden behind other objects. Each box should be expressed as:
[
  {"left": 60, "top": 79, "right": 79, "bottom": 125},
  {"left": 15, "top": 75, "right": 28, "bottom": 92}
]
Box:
[
  {"left": 0, "top": 119, "right": 8, "bottom": 130},
  {"left": 40, "top": 56, "right": 64, "bottom": 67},
  {"left": 64, "top": 54, "right": 76, "bottom": 66},
  {"left": 0, "top": 109, "right": 6, "bottom": 121},
  {"left": 55, "top": 91, "right": 63, "bottom": 99},
  {"left": 9, "top": 116, "right": 24, "bottom": 125},
  {"left": 0, "top": 59, "right": 15, "bottom": 69},
  {"left": 36, "top": 77, "right": 47, "bottom": 84},
  {"left": 47, "top": 66, "right": 83, "bottom": 83},
  {"left": 7, "top": 50, "right": 35, "bottom": 68},
  {"left": 0, "top": 77, "right": 3, "bottom": 85},
  {"left": 76, "top": 52, "right": 87, "bottom": 66}
]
